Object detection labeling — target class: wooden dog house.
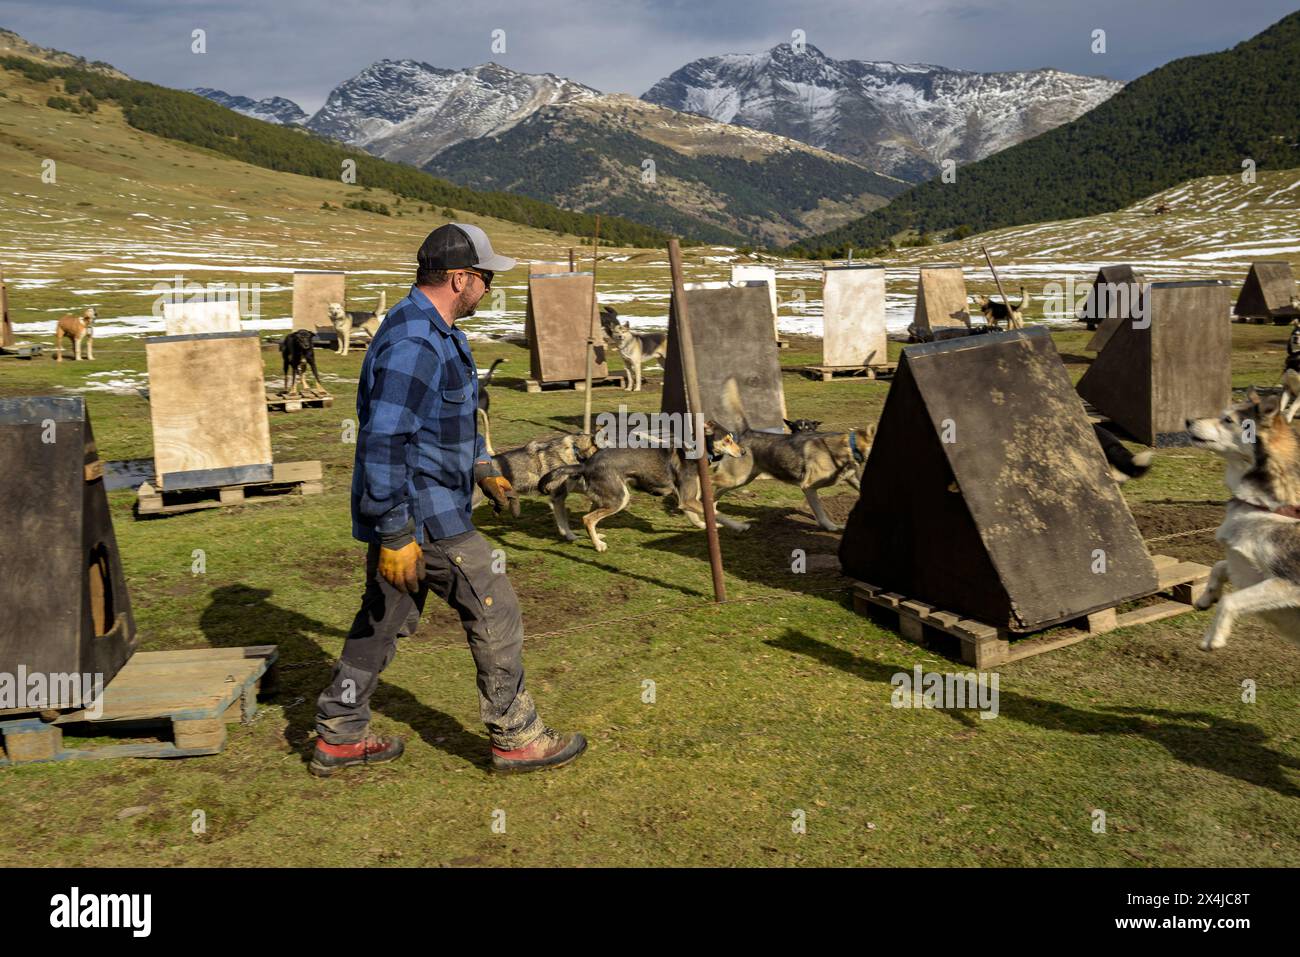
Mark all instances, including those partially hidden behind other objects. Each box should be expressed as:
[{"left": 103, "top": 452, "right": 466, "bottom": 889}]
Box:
[
  {"left": 1080, "top": 265, "right": 1145, "bottom": 350},
  {"left": 731, "top": 263, "right": 781, "bottom": 342},
  {"left": 662, "top": 281, "right": 787, "bottom": 430},
  {"left": 912, "top": 265, "right": 969, "bottom": 336},
  {"left": 144, "top": 331, "right": 273, "bottom": 490},
  {"left": 292, "top": 270, "right": 345, "bottom": 334},
  {"left": 1076, "top": 280, "right": 1231, "bottom": 446},
  {"left": 524, "top": 271, "right": 608, "bottom": 386},
  {"left": 821, "top": 264, "right": 887, "bottom": 369},
  {"left": 839, "top": 328, "right": 1159, "bottom": 634},
  {"left": 0, "top": 397, "right": 137, "bottom": 710},
  {"left": 1234, "top": 261, "right": 1298, "bottom": 324},
  {"left": 162, "top": 299, "right": 242, "bottom": 337}
]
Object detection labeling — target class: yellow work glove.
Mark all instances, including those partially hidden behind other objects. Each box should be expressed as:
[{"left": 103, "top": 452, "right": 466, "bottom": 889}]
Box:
[{"left": 378, "top": 540, "right": 422, "bottom": 593}]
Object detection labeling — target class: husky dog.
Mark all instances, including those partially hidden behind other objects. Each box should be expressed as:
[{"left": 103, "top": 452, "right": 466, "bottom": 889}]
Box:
[
  {"left": 54, "top": 307, "right": 96, "bottom": 362},
  {"left": 538, "top": 422, "right": 744, "bottom": 552},
  {"left": 471, "top": 432, "right": 603, "bottom": 533},
  {"left": 279, "top": 328, "right": 325, "bottom": 396},
  {"left": 784, "top": 418, "right": 822, "bottom": 433},
  {"left": 328, "top": 290, "right": 387, "bottom": 356},
  {"left": 1186, "top": 387, "right": 1300, "bottom": 651},
  {"left": 476, "top": 357, "right": 506, "bottom": 455},
  {"left": 977, "top": 289, "right": 1027, "bottom": 329},
  {"left": 1093, "top": 424, "right": 1153, "bottom": 483},
  {"left": 600, "top": 306, "right": 667, "bottom": 392},
  {"left": 712, "top": 380, "right": 873, "bottom": 533}
]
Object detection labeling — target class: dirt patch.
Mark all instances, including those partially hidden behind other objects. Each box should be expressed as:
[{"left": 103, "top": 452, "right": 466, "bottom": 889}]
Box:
[{"left": 1131, "top": 501, "right": 1224, "bottom": 565}]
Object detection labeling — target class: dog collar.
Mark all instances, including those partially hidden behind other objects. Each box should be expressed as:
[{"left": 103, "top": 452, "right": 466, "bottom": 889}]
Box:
[
  {"left": 1232, "top": 497, "right": 1300, "bottom": 519},
  {"left": 849, "top": 430, "right": 865, "bottom": 464}
]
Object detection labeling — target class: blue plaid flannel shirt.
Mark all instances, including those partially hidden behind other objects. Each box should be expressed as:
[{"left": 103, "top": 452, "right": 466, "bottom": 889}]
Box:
[{"left": 351, "top": 285, "right": 492, "bottom": 546}]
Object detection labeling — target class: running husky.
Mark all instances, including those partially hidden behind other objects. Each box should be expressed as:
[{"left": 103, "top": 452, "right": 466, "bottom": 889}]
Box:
[
  {"left": 471, "top": 432, "right": 603, "bottom": 533},
  {"left": 1186, "top": 387, "right": 1300, "bottom": 651},
  {"left": 600, "top": 306, "right": 667, "bottom": 392},
  {"left": 713, "top": 380, "right": 873, "bottom": 533},
  {"left": 538, "top": 422, "right": 744, "bottom": 552}
]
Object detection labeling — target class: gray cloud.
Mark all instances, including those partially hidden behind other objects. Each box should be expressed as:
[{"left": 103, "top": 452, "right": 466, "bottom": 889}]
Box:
[{"left": 4, "top": 0, "right": 1297, "bottom": 113}]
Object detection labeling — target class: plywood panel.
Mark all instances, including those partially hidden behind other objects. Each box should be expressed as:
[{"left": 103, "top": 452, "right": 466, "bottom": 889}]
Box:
[
  {"left": 840, "top": 328, "right": 1158, "bottom": 632},
  {"left": 913, "top": 266, "right": 969, "bottom": 333},
  {"left": 662, "top": 281, "right": 786, "bottom": 430},
  {"left": 162, "top": 299, "right": 241, "bottom": 336},
  {"left": 731, "top": 264, "right": 779, "bottom": 339},
  {"left": 525, "top": 272, "right": 606, "bottom": 382},
  {"left": 292, "top": 271, "right": 345, "bottom": 333},
  {"left": 145, "top": 332, "right": 273, "bottom": 489},
  {"left": 822, "top": 265, "right": 886, "bottom": 367}
]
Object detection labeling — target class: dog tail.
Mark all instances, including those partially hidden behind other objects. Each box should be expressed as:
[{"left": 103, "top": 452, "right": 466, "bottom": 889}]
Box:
[
  {"left": 1093, "top": 424, "right": 1152, "bottom": 483},
  {"left": 481, "top": 357, "right": 506, "bottom": 387},
  {"left": 1015, "top": 287, "right": 1027, "bottom": 310},
  {"left": 719, "top": 377, "right": 750, "bottom": 435},
  {"left": 540, "top": 463, "right": 587, "bottom": 496}
]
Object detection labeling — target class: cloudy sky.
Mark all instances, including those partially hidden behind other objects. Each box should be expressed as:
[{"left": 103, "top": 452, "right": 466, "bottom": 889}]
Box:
[{"left": 4, "top": 0, "right": 1297, "bottom": 113}]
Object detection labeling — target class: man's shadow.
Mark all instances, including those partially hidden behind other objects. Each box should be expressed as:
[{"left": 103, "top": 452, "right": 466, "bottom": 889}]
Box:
[
  {"left": 198, "top": 583, "right": 488, "bottom": 766},
  {"left": 767, "top": 628, "right": 1300, "bottom": 799}
]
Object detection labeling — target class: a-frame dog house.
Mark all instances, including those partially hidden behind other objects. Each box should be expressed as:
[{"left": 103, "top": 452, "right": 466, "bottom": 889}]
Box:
[
  {"left": 292, "top": 270, "right": 345, "bottom": 334},
  {"left": 1076, "top": 281, "right": 1231, "bottom": 446},
  {"left": 1234, "top": 261, "right": 1298, "bottom": 324},
  {"left": 821, "top": 264, "right": 888, "bottom": 369},
  {"left": 839, "top": 328, "right": 1160, "bottom": 634},
  {"left": 912, "top": 265, "right": 969, "bottom": 336},
  {"left": 524, "top": 270, "right": 610, "bottom": 387},
  {"left": 1080, "top": 265, "right": 1145, "bottom": 350},
  {"left": 0, "top": 397, "right": 138, "bottom": 709},
  {"left": 662, "top": 281, "right": 787, "bottom": 429},
  {"left": 145, "top": 331, "right": 274, "bottom": 490}
]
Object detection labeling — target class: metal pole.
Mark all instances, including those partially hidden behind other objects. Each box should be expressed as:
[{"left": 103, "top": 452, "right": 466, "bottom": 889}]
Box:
[
  {"left": 582, "top": 216, "right": 600, "bottom": 434},
  {"left": 668, "top": 238, "right": 726, "bottom": 602}
]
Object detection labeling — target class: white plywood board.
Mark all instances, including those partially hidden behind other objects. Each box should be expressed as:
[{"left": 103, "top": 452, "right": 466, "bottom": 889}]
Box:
[
  {"left": 162, "top": 299, "right": 242, "bottom": 337},
  {"left": 822, "top": 265, "right": 886, "bottom": 367}
]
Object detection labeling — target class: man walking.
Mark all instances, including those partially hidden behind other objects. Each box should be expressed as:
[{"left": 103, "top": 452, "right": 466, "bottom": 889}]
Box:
[{"left": 311, "top": 223, "right": 587, "bottom": 776}]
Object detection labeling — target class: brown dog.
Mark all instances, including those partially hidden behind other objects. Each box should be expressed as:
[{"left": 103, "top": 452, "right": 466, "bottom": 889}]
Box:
[{"left": 54, "top": 307, "right": 96, "bottom": 362}]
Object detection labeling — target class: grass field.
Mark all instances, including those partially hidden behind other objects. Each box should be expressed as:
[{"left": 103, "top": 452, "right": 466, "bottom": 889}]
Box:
[
  {"left": 1, "top": 61, "right": 1298, "bottom": 868},
  {"left": 0, "top": 324, "right": 1297, "bottom": 867}
]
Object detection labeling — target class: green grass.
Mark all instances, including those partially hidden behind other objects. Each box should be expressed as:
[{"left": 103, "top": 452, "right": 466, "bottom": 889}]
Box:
[{"left": 0, "top": 327, "right": 1297, "bottom": 868}]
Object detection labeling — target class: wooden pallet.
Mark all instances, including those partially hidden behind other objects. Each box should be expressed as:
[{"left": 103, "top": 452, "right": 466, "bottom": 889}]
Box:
[
  {"left": 136, "top": 460, "right": 323, "bottom": 516},
  {"left": 849, "top": 554, "right": 1210, "bottom": 668},
  {"left": 266, "top": 390, "right": 334, "bottom": 413},
  {"left": 800, "top": 363, "right": 897, "bottom": 382},
  {"left": 0, "top": 646, "right": 277, "bottom": 764},
  {"left": 523, "top": 373, "right": 626, "bottom": 393}
]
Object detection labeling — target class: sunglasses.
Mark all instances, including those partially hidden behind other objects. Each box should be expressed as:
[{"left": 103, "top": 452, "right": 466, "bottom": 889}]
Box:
[{"left": 460, "top": 267, "right": 493, "bottom": 290}]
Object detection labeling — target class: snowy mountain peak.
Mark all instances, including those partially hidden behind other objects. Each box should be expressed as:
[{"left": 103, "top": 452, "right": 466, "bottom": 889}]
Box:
[
  {"left": 304, "top": 59, "right": 600, "bottom": 167},
  {"left": 642, "top": 46, "right": 1123, "bottom": 181},
  {"left": 191, "top": 88, "right": 307, "bottom": 125}
]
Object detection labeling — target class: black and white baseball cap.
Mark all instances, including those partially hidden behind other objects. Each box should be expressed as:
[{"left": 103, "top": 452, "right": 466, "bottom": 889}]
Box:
[{"left": 417, "top": 223, "right": 516, "bottom": 272}]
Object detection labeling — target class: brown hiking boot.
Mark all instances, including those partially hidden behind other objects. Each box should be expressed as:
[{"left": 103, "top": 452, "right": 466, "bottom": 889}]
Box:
[
  {"left": 309, "top": 733, "right": 405, "bottom": 777},
  {"left": 491, "top": 728, "right": 587, "bottom": 774}
]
